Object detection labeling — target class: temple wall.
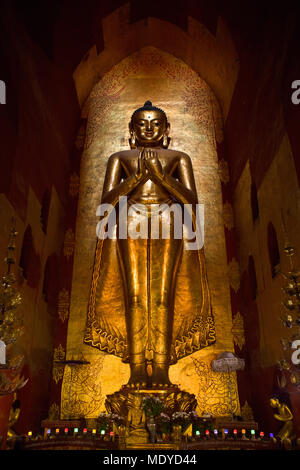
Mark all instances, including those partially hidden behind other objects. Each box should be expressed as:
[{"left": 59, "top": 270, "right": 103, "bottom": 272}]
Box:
[
  {"left": 73, "top": 4, "right": 239, "bottom": 119},
  {"left": 0, "top": 6, "right": 78, "bottom": 434},
  {"left": 233, "top": 133, "right": 300, "bottom": 432}
]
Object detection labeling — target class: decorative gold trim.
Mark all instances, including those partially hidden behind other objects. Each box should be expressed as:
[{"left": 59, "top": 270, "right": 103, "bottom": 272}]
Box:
[
  {"left": 54, "top": 344, "right": 66, "bottom": 362},
  {"left": 58, "top": 288, "right": 70, "bottom": 323},
  {"left": 60, "top": 356, "right": 104, "bottom": 419},
  {"left": 231, "top": 312, "right": 245, "bottom": 350},
  {"left": 52, "top": 364, "right": 64, "bottom": 384},
  {"left": 193, "top": 357, "right": 240, "bottom": 417},
  {"left": 53, "top": 345, "right": 66, "bottom": 383}
]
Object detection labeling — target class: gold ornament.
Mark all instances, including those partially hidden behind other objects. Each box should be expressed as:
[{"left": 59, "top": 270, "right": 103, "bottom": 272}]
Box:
[
  {"left": 52, "top": 365, "right": 64, "bottom": 384},
  {"left": 53, "top": 344, "right": 66, "bottom": 362},
  {"left": 241, "top": 400, "right": 255, "bottom": 421},
  {"left": 60, "top": 357, "right": 104, "bottom": 419},
  {"left": 48, "top": 402, "right": 60, "bottom": 420},
  {"left": 231, "top": 312, "right": 245, "bottom": 350},
  {"left": 193, "top": 358, "right": 240, "bottom": 417},
  {"left": 228, "top": 258, "right": 240, "bottom": 292}
]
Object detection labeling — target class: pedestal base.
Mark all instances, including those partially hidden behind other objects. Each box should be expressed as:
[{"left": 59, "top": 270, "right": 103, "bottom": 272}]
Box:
[
  {"left": 105, "top": 385, "right": 197, "bottom": 416},
  {"left": 106, "top": 385, "right": 197, "bottom": 449}
]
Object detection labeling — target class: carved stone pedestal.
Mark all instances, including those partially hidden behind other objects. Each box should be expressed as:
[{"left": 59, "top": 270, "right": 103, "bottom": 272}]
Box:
[
  {"left": 105, "top": 385, "right": 197, "bottom": 417},
  {"left": 106, "top": 385, "right": 197, "bottom": 449},
  {"left": 106, "top": 384, "right": 197, "bottom": 448}
]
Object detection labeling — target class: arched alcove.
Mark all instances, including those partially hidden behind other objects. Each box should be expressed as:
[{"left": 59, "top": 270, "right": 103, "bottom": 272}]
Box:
[{"left": 62, "top": 46, "right": 239, "bottom": 420}]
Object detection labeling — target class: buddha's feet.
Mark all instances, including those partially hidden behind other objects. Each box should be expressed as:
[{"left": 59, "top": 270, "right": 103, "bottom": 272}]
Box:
[
  {"left": 128, "top": 363, "right": 149, "bottom": 387},
  {"left": 151, "top": 364, "right": 171, "bottom": 388}
]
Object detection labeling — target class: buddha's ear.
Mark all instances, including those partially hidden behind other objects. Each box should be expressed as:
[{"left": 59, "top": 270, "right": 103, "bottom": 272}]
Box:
[
  {"left": 128, "top": 121, "right": 137, "bottom": 149},
  {"left": 162, "top": 122, "right": 171, "bottom": 148}
]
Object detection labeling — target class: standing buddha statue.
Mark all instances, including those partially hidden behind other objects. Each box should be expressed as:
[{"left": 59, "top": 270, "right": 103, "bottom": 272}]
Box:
[{"left": 84, "top": 101, "right": 215, "bottom": 389}]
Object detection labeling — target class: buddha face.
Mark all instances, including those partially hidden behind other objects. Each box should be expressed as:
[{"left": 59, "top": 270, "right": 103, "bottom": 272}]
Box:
[{"left": 130, "top": 110, "right": 169, "bottom": 147}]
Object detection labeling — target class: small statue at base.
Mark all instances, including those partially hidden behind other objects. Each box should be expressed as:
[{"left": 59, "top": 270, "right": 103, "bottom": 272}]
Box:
[
  {"left": 270, "top": 397, "right": 295, "bottom": 449},
  {"left": 126, "top": 393, "right": 148, "bottom": 445}
]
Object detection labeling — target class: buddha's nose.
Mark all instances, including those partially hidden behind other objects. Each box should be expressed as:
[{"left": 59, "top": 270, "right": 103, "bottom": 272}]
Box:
[{"left": 145, "top": 121, "right": 152, "bottom": 131}]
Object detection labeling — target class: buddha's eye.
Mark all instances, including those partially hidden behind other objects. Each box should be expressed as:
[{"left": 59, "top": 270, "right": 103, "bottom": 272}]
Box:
[{"left": 139, "top": 122, "right": 145, "bottom": 127}]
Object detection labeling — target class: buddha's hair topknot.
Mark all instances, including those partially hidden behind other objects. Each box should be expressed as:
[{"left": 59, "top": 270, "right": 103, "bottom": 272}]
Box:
[{"left": 131, "top": 101, "right": 167, "bottom": 122}]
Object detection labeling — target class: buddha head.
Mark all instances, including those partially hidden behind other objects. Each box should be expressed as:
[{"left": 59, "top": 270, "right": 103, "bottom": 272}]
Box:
[
  {"left": 129, "top": 101, "right": 170, "bottom": 149},
  {"left": 270, "top": 397, "right": 280, "bottom": 408}
]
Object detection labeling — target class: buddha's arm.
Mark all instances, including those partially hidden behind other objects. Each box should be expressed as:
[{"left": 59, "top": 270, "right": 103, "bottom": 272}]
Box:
[
  {"left": 101, "top": 153, "right": 147, "bottom": 207},
  {"left": 274, "top": 413, "right": 288, "bottom": 421},
  {"left": 274, "top": 408, "right": 293, "bottom": 421},
  {"left": 148, "top": 153, "right": 198, "bottom": 206}
]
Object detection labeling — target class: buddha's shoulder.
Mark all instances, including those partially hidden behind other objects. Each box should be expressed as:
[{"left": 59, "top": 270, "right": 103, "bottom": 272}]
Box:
[
  {"left": 161, "top": 149, "right": 191, "bottom": 161},
  {"left": 107, "top": 149, "right": 138, "bottom": 161},
  {"left": 164, "top": 149, "right": 190, "bottom": 156}
]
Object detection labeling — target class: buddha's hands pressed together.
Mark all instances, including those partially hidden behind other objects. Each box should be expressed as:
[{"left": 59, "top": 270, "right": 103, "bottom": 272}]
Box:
[
  {"left": 135, "top": 148, "right": 149, "bottom": 182},
  {"left": 142, "top": 148, "right": 164, "bottom": 178}
]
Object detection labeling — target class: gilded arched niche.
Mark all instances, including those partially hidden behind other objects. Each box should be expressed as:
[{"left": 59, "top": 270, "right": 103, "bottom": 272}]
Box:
[{"left": 61, "top": 46, "right": 240, "bottom": 419}]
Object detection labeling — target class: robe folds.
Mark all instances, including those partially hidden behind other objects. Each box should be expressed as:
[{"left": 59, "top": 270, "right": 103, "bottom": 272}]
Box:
[{"left": 84, "top": 202, "right": 216, "bottom": 364}]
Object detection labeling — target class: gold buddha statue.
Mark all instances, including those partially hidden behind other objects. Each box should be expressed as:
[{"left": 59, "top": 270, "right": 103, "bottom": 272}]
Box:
[
  {"left": 84, "top": 101, "right": 215, "bottom": 389},
  {"left": 126, "top": 393, "right": 148, "bottom": 444}
]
